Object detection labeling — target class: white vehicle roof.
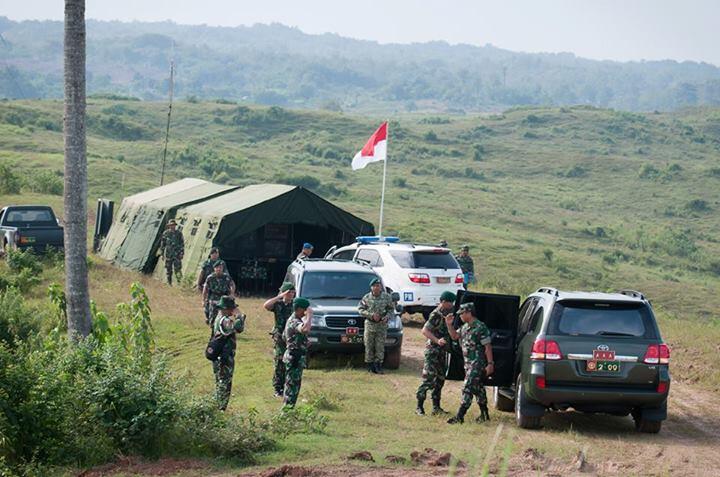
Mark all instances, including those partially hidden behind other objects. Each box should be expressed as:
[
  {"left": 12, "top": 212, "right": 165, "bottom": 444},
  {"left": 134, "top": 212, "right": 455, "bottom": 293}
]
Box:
[
  {"left": 292, "top": 258, "right": 376, "bottom": 273},
  {"left": 533, "top": 287, "right": 647, "bottom": 303}
]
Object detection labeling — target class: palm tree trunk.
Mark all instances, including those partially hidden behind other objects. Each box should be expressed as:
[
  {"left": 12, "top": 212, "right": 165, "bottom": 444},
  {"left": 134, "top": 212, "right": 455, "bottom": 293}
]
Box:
[{"left": 64, "top": 0, "right": 91, "bottom": 340}]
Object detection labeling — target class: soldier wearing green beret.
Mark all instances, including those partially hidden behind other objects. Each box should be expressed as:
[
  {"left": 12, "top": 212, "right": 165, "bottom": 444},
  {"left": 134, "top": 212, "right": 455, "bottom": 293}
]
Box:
[
  {"left": 263, "top": 282, "right": 297, "bottom": 397},
  {"left": 415, "top": 290, "right": 456, "bottom": 416},
  {"left": 358, "top": 277, "right": 394, "bottom": 374},
  {"left": 197, "top": 247, "right": 227, "bottom": 292},
  {"left": 210, "top": 295, "right": 246, "bottom": 411},
  {"left": 203, "top": 260, "right": 236, "bottom": 327},
  {"left": 282, "top": 297, "right": 313, "bottom": 407},
  {"left": 445, "top": 302, "right": 494, "bottom": 424},
  {"left": 159, "top": 219, "right": 184, "bottom": 285}
]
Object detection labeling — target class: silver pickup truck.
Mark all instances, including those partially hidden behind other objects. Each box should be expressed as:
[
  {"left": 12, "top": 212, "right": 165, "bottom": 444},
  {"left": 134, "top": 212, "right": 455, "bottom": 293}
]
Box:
[{"left": 0, "top": 205, "right": 64, "bottom": 254}]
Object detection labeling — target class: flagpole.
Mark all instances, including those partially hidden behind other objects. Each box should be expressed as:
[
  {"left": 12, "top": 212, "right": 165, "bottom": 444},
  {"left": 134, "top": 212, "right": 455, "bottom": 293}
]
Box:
[{"left": 378, "top": 120, "right": 388, "bottom": 237}]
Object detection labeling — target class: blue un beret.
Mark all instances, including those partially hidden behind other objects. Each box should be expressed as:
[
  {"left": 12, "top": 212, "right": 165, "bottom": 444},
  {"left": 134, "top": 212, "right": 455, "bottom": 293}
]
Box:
[{"left": 303, "top": 243, "right": 314, "bottom": 249}]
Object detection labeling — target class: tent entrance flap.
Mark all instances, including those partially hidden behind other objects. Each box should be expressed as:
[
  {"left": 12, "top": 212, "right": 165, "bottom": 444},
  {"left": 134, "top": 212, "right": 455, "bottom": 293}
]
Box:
[{"left": 218, "top": 222, "right": 347, "bottom": 295}]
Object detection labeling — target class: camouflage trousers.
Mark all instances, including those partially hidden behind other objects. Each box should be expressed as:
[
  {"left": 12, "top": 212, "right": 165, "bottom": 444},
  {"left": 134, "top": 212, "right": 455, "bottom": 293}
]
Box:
[
  {"left": 460, "top": 365, "right": 487, "bottom": 410},
  {"left": 212, "top": 353, "right": 235, "bottom": 410},
  {"left": 283, "top": 354, "right": 306, "bottom": 407},
  {"left": 416, "top": 347, "right": 447, "bottom": 401},
  {"left": 364, "top": 321, "right": 387, "bottom": 363},
  {"left": 272, "top": 333, "right": 287, "bottom": 394},
  {"left": 164, "top": 256, "right": 182, "bottom": 284}
]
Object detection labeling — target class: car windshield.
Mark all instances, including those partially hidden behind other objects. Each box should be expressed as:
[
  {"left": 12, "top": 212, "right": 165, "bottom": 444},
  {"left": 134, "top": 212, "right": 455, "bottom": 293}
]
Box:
[
  {"left": 300, "top": 271, "right": 379, "bottom": 300},
  {"left": 549, "top": 301, "right": 657, "bottom": 338},
  {"left": 3, "top": 208, "right": 56, "bottom": 226},
  {"left": 389, "top": 250, "right": 459, "bottom": 269}
]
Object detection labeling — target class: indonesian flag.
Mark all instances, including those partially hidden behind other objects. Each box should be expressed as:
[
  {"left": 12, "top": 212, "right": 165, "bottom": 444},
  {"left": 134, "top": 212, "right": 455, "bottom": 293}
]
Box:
[{"left": 351, "top": 122, "right": 387, "bottom": 170}]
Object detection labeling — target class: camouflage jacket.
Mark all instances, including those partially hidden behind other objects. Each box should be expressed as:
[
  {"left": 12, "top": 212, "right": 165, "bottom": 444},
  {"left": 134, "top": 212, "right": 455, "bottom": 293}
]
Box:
[
  {"left": 456, "top": 255, "right": 474, "bottom": 274},
  {"left": 160, "top": 229, "right": 184, "bottom": 258},
  {"left": 358, "top": 291, "right": 394, "bottom": 325},
  {"left": 270, "top": 300, "right": 294, "bottom": 335},
  {"left": 423, "top": 305, "right": 453, "bottom": 352},
  {"left": 204, "top": 273, "right": 235, "bottom": 302},
  {"left": 198, "top": 258, "right": 227, "bottom": 288},
  {"left": 460, "top": 319, "right": 492, "bottom": 368},
  {"left": 283, "top": 315, "right": 309, "bottom": 356}
]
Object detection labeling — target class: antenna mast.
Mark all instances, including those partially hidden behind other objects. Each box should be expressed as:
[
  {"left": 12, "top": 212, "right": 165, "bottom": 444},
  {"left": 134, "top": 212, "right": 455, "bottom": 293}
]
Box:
[{"left": 159, "top": 44, "right": 175, "bottom": 186}]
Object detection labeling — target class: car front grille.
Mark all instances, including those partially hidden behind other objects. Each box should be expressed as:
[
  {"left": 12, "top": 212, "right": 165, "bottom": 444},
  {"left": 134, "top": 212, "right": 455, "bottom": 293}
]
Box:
[{"left": 325, "top": 315, "right": 365, "bottom": 329}]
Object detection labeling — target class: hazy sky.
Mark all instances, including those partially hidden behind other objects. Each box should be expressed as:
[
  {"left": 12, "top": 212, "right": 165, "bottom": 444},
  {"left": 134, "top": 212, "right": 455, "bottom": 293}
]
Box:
[{"left": 3, "top": 0, "right": 719, "bottom": 65}]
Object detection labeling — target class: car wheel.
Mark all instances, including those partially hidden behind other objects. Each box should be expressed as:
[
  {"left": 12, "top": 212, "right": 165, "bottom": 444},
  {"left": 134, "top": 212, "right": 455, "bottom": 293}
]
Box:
[
  {"left": 634, "top": 415, "right": 662, "bottom": 433},
  {"left": 493, "top": 386, "right": 515, "bottom": 412},
  {"left": 383, "top": 345, "right": 402, "bottom": 369},
  {"left": 515, "top": 374, "right": 542, "bottom": 429}
]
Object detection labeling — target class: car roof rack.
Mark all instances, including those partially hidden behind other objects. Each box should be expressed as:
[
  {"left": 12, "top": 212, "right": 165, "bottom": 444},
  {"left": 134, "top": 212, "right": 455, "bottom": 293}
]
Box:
[
  {"left": 536, "top": 287, "right": 559, "bottom": 297},
  {"left": 356, "top": 236, "right": 400, "bottom": 244},
  {"left": 618, "top": 289, "right": 645, "bottom": 300}
]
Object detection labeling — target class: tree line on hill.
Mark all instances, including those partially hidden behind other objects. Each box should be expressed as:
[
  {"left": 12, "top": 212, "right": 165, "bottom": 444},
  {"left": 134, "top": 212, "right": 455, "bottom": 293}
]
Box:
[{"left": 1, "top": 17, "right": 719, "bottom": 112}]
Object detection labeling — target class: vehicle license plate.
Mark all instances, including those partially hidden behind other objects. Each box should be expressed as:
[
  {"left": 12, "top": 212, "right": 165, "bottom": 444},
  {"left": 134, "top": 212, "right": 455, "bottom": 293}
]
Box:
[
  {"left": 586, "top": 360, "right": 620, "bottom": 373},
  {"left": 341, "top": 334, "right": 363, "bottom": 344},
  {"left": 436, "top": 277, "right": 450, "bottom": 284},
  {"left": 20, "top": 236, "right": 36, "bottom": 244}
]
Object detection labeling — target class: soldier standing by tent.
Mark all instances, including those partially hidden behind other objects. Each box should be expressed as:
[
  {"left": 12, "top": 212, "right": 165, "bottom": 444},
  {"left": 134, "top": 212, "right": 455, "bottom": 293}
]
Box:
[
  {"left": 263, "top": 282, "right": 296, "bottom": 397},
  {"left": 296, "top": 243, "right": 314, "bottom": 260},
  {"left": 159, "top": 219, "right": 184, "bottom": 285},
  {"left": 415, "top": 291, "right": 456, "bottom": 416},
  {"left": 209, "top": 295, "right": 246, "bottom": 411},
  {"left": 358, "top": 278, "right": 394, "bottom": 374},
  {"left": 444, "top": 302, "right": 494, "bottom": 424},
  {"left": 283, "top": 297, "right": 313, "bottom": 408},
  {"left": 197, "top": 247, "right": 226, "bottom": 291},
  {"left": 203, "top": 261, "right": 236, "bottom": 326}
]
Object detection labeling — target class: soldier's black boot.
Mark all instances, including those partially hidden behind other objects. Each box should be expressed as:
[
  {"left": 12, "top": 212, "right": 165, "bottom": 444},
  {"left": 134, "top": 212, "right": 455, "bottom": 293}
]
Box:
[
  {"left": 476, "top": 404, "right": 490, "bottom": 423},
  {"left": 416, "top": 398, "right": 426, "bottom": 416},
  {"left": 431, "top": 397, "right": 449, "bottom": 416},
  {"left": 375, "top": 361, "right": 384, "bottom": 374},
  {"left": 368, "top": 362, "right": 377, "bottom": 373},
  {"left": 447, "top": 406, "right": 468, "bottom": 424}
]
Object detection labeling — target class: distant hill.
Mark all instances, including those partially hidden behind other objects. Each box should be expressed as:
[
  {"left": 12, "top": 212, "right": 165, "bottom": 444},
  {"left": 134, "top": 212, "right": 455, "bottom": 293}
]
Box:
[{"left": 1, "top": 17, "right": 720, "bottom": 112}]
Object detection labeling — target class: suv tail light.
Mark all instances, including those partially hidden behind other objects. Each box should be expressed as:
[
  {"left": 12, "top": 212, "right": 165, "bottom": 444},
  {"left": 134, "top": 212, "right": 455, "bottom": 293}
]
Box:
[
  {"left": 530, "top": 338, "right": 562, "bottom": 360},
  {"left": 408, "top": 273, "right": 430, "bottom": 284},
  {"left": 656, "top": 381, "right": 669, "bottom": 393},
  {"left": 454, "top": 273, "right": 464, "bottom": 284},
  {"left": 643, "top": 344, "right": 670, "bottom": 364}
]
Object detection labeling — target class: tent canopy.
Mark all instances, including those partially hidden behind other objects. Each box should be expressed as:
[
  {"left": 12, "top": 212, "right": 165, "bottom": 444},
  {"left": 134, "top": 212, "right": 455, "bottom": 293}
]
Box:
[{"left": 99, "top": 178, "right": 237, "bottom": 272}]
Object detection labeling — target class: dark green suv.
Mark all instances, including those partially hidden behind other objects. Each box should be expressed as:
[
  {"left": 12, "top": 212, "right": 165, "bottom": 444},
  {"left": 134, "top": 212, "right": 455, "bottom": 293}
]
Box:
[{"left": 451, "top": 288, "right": 670, "bottom": 433}]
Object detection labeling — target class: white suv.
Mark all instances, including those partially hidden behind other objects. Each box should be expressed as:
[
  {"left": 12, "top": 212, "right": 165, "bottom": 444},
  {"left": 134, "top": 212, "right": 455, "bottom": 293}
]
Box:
[{"left": 326, "top": 237, "right": 464, "bottom": 319}]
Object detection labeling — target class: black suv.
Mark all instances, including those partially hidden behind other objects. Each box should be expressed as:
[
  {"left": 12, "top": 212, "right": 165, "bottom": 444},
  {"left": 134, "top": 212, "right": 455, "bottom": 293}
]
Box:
[
  {"left": 448, "top": 288, "right": 670, "bottom": 433},
  {"left": 284, "top": 259, "right": 404, "bottom": 368}
]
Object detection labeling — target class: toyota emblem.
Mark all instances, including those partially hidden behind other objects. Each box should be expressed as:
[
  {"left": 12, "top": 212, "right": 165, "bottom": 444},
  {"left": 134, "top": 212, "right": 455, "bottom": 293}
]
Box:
[
  {"left": 597, "top": 344, "right": 610, "bottom": 351},
  {"left": 348, "top": 319, "right": 357, "bottom": 326}
]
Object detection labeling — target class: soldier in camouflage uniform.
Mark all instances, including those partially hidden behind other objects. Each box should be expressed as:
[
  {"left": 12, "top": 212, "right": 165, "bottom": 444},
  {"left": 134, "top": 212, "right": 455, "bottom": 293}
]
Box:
[
  {"left": 358, "top": 278, "right": 394, "bottom": 374},
  {"left": 263, "top": 282, "right": 296, "bottom": 397},
  {"left": 210, "top": 295, "right": 246, "bottom": 411},
  {"left": 159, "top": 219, "right": 184, "bottom": 285},
  {"left": 415, "top": 290, "right": 456, "bottom": 416},
  {"left": 197, "top": 247, "right": 226, "bottom": 291},
  {"left": 456, "top": 245, "right": 475, "bottom": 289},
  {"left": 203, "top": 261, "right": 236, "bottom": 326},
  {"left": 282, "top": 297, "right": 313, "bottom": 407},
  {"left": 445, "top": 302, "right": 495, "bottom": 424}
]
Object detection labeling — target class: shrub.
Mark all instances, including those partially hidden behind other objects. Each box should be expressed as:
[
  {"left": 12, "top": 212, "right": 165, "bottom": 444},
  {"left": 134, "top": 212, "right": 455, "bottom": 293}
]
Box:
[
  {"left": 25, "top": 170, "right": 63, "bottom": 195},
  {"left": 423, "top": 130, "right": 438, "bottom": 142},
  {"left": 6, "top": 248, "right": 42, "bottom": 275},
  {"left": 564, "top": 165, "right": 587, "bottom": 178},
  {"left": 392, "top": 177, "right": 407, "bottom": 188},
  {"left": 0, "top": 164, "right": 22, "bottom": 194},
  {"left": 274, "top": 174, "right": 320, "bottom": 190},
  {"left": 560, "top": 199, "right": 581, "bottom": 211},
  {"left": 638, "top": 163, "right": 659, "bottom": 179},
  {"left": 686, "top": 199, "right": 710, "bottom": 212}
]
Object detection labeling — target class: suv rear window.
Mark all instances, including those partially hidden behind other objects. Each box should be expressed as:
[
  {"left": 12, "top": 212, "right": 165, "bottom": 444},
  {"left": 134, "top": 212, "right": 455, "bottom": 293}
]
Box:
[
  {"left": 3, "top": 208, "right": 56, "bottom": 226},
  {"left": 300, "top": 271, "right": 379, "bottom": 300},
  {"left": 389, "top": 251, "right": 459, "bottom": 269},
  {"left": 548, "top": 300, "right": 658, "bottom": 338}
]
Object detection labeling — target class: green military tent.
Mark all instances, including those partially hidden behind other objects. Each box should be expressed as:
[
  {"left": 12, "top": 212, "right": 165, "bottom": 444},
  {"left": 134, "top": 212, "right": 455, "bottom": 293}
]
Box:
[
  {"left": 156, "top": 184, "right": 375, "bottom": 293},
  {"left": 99, "top": 178, "right": 237, "bottom": 272}
]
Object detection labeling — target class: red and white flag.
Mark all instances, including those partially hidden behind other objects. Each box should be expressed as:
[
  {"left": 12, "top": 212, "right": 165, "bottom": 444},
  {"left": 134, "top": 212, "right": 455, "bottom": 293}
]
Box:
[{"left": 351, "top": 122, "right": 387, "bottom": 170}]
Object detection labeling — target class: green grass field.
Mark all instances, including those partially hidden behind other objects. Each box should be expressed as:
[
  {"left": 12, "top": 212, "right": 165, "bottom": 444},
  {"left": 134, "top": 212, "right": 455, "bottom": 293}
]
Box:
[{"left": 1, "top": 99, "right": 720, "bottom": 474}]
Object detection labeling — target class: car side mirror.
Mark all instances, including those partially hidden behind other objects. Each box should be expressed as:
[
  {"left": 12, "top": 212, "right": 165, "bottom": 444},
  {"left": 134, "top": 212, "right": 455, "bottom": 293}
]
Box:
[{"left": 391, "top": 292, "right": 400, "bottom": 302}]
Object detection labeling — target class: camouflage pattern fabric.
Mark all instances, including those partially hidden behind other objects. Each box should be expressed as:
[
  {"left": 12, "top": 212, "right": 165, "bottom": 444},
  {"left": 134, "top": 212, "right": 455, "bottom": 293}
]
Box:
[
  {"left": 160, "top": 228, "right": 184, "bottom": 284},
  {"left": 205, "top": 273, "right": 235, "bottom": 303},
  {"left": 358, "top": 291, "right": 394, "bottom": 363},
  {"left": 283, "top": 315, "right": 309, "bottom": 406},
  {"left": 459, "top": 319, "right": 492, "bottom": 409},
  {"left": 456, "top": 254, "right": 474, "bottom": 274},
  {"left": 416, "top": 305, "right": 453, "bottom": 401},
  {"left": 271, "top": 300, "right": 294, "bottom": 393},
  {"left": 198, "top": 258, "right": 226, "bottom": 290},
  {"left": 211, "top": 314, "right": 245, "bottom": 410}
]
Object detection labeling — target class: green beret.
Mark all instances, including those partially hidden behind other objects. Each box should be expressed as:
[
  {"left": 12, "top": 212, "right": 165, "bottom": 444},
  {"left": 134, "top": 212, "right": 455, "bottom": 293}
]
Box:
[
  {"left": 213, "top": 260, "right": 224, "bottom": 268},
  {"left": 293, "top": 297, "right": 310, "bottom": 309},
  {"left": 280, "top": 282, "right": 295, "bottom": 292},
  {"left": 369, "top": 277, "right": 381, "bottom": 287},
  {"left": 458, "top": 302, "right": 475, "bottom": 315},
  {"left": 440, "top": 291, "right": 456, "bottom": 303}
]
